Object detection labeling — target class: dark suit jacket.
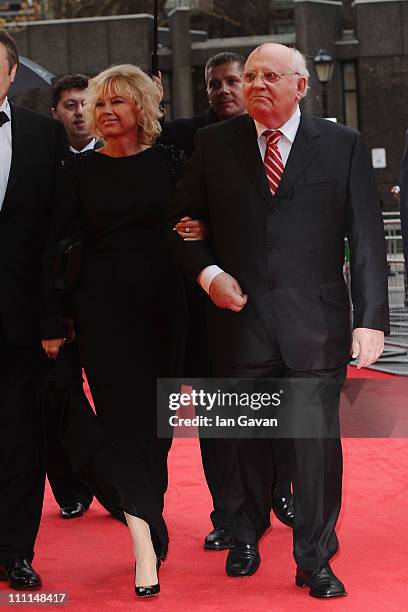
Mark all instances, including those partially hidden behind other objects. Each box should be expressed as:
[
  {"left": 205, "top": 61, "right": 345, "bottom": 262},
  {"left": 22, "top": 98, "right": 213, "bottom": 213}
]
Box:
[
  {"left": 399, "top": 129, "right": 408, "bottom": 276},
  {"left": 160, "top": 107, "right": 220, "bottom": 158},
  {"left": 170, "top": 113, "right": 389, "bottom": 371},
  {"left": 0, "top": 103, "right": 68, "bottom": 347}
]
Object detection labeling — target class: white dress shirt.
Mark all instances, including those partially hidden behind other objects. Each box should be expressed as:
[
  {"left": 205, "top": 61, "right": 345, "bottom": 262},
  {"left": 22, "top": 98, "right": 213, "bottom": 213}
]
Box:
[
  {"left": 198, "top": 106, "right": 301, "bottom": 294},
  {"left": 0, "top": 97, "right": 12, "bottom": 211},
  {"left": 254, "top": 105, "right": 301, "bottom": 166},
  {"left": 70, "top": 137, "right": 97, "bottom": 155}
]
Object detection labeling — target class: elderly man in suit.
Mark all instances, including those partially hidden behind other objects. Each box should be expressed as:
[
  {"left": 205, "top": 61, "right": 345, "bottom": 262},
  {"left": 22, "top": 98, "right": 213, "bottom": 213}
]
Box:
[
  {"left": 0, "top": 30, "right": 67, "bottom": 589},
  {"left": 171, "top": 43, "right": 389, "bottom": 598},
  {"left": 163, "top": 51, "right": 295, "bottom": 551}
]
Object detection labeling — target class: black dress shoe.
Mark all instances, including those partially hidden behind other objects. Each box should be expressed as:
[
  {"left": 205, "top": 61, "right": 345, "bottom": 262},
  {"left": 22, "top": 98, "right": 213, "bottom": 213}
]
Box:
[
  {"left": 204, "top": 527, "right": 233, "bottom": 551},
  {"left": 296, "top": 564, "right": 347, "bottom": 598},
  {"left": 60, "top": 502, "right": 88, "bottom": 519},
  {"left": 0, "top": 559, "right": 42, "bottom": 590},
  {"left": 135, "top": 558, "right": 160, "bottom": 598},
  {"left": 272, "top": 495, "right": 294, "bottom": 528},
  {"left": 226, "top": 540, "right": 260, "bottom": 577}
]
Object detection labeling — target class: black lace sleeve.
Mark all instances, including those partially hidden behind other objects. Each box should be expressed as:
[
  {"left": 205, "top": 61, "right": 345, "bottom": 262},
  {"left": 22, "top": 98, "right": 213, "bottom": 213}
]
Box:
[{"left": 157, "top": 144, "right": 185, "bottom": 183}]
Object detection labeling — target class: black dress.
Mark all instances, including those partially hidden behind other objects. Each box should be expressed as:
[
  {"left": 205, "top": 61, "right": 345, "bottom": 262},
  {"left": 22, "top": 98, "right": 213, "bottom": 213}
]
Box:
[{"left": 49, "top": 145, "right": 186, "bottom": 558}]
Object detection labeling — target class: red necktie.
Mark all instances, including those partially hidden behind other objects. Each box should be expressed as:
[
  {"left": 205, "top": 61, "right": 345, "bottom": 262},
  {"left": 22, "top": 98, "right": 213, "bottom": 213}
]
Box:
[{"left": 264, "top": 130, "right": 284, "bottom": 196}]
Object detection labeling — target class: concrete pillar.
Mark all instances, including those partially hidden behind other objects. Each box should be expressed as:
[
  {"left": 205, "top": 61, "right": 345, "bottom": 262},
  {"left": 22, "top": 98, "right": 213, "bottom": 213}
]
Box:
[
  {"left": 294, "top": 0, "right": 343, "bottom": 117},
  {"left": 169, "top": 7, "right": 194, "bottom": 118},
  {"left": 107, "top": 15, "right": 152, "bottom": 70}
]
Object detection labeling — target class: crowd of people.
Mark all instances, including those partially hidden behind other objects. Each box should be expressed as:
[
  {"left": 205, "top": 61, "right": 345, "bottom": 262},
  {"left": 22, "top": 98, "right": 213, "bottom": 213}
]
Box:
[{"left": 0, "top": 27, "right": 389, "bottom": 602}]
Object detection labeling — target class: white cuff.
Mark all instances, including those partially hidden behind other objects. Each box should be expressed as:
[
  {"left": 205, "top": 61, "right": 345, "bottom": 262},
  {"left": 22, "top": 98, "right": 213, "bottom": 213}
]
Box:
[{"left": 197, "top": 265, "right": 224, "bottom": 294}]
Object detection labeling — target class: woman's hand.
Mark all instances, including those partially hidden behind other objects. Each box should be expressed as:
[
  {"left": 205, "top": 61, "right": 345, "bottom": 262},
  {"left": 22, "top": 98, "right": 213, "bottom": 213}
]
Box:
[
  {"left": 174, "top": 216, "right": 208, "bottom": 241},
  {"left": 42, "top": 338, "right": 66, "bottom": 360}
]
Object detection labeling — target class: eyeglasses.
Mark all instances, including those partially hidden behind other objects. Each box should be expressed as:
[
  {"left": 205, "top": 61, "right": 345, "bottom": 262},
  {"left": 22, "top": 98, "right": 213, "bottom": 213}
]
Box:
[{"left": 242, "top": 71, "right": 300, "bottom": 84}]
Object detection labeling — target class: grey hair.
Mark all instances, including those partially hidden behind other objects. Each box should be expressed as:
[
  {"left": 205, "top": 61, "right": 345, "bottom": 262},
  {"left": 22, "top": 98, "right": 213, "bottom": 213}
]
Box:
[
  {"left": 249, "top": 44, "right": 310, "bottom": 98},
  {"left": 291, "top": 48, "right": 310, "bottom": 98}
]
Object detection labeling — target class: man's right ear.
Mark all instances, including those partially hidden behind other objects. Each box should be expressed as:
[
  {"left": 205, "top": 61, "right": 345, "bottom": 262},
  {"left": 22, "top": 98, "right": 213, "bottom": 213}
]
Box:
[
  {"left": 51, "top": 107, "right": 57, "bottom": 119},
  {"left": 10, "top": 63, "right": 17, "bottom": 83}
]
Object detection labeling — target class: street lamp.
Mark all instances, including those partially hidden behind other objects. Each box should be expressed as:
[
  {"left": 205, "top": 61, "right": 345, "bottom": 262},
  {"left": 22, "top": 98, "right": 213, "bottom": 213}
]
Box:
[{"left": 313, "top": 49, "right": 335, "bottom": 118}]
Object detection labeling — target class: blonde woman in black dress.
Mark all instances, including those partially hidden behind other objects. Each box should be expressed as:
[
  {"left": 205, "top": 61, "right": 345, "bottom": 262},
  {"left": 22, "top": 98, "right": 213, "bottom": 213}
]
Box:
[{"left": 43, "top": 65, "right": 186, "bottom": 599}]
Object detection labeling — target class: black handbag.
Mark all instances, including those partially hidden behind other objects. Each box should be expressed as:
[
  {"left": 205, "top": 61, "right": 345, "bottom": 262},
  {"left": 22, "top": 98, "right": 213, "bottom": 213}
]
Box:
[{"left": 51, "top": 232, "right": 83, "bottom": 290}]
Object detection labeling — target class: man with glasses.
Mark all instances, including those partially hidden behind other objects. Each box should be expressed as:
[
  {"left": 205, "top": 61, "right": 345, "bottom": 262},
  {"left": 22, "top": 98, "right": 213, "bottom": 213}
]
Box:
[
  {"left": 171, "top": 43, "right": 388, "bottom": 597},
  {"left": 162, "top": 52, "right": 294, "bottom": 552}
]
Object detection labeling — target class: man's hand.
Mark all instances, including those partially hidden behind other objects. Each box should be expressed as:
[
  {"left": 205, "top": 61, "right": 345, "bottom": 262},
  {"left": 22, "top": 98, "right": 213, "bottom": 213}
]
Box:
[
  {"left": 209, "top": 272, "right": 248, "bottom": 312},
  {"left": 351, "top": 328, "right": 384, "bottom": 369},
  {"left": 42, "top": 338, "right": 65, "bottom": 361}
]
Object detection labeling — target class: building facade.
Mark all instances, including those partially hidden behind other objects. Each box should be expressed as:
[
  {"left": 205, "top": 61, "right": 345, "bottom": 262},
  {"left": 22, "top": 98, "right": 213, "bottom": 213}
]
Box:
[{"left": 5, "top": 0, "right": 408, "bottom": 209}]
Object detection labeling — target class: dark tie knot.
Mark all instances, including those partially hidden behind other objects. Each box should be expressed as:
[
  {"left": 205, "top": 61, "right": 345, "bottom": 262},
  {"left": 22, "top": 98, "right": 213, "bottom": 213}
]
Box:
[
  {"left": 264, "top": 129, "right": 282, "bottom": 147},
  {"left": 0, "top": 110, "right": 10, "bottom": 127}
]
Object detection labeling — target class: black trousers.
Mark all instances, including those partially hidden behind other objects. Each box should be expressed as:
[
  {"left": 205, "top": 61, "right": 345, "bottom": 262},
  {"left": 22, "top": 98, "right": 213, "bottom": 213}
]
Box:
[
  {"left": 201, "top": 436, "right": 291, "bottom": 529},
  {"left": 43, "top": 342, "right": 93, "bottom": 509},
  {"left": 44, "top": 386, "right": 93, "bottom": 508},
  {"left": 213, "top": 355, "right": 346, "bottom": 571},
  {"left": 185, "top": 287, "right": 291, "bottom": 528},
  {"left": 0, "top": 329, "right": 45, "bottom": 564}
]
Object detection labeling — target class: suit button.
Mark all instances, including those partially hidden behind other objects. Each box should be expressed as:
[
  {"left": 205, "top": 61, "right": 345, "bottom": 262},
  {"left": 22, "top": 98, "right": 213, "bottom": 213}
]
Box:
[{"left": 268, "top": 284, "right": 277, "bottom": 291}]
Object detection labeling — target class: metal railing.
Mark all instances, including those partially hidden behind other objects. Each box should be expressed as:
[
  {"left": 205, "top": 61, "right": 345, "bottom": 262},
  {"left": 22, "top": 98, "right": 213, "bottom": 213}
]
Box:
[
  {"left": 345, "top": 213, "right": 408, "bottom": 350},
  {"left": 374, "top": 212, "right": 407, "bottom": 348}
]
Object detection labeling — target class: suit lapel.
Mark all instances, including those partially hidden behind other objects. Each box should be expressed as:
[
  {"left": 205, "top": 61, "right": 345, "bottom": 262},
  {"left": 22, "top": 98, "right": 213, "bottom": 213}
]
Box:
[
  {"left": 230, "top": 115, "right": 273, "bottom": 206},
  {"left": 274, "top": 114, "right": 322, "bottom": 201}
]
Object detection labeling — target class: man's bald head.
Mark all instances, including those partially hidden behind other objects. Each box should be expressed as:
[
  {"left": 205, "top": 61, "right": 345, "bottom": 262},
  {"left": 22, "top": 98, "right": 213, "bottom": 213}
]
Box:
[
  {"left": 246, "top": 43, "right": 309, "bottom": 77},
  {"left": 243, "top": 44, "right": 309, "bottom": 128}
]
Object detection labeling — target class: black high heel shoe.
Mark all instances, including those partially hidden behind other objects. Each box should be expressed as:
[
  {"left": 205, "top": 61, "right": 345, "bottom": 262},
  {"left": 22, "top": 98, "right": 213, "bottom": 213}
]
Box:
[{"left": 134, "top": 558, "right": 161, "bottom": 598}]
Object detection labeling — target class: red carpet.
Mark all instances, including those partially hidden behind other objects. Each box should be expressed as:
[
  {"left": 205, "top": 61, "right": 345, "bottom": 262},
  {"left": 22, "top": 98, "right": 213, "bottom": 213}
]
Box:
[
  {"left": 346, "top": 365, "right": 398, "bottom": 379},
  {"left": 1, "top": 367, "right": 407, "bottom": 610}
]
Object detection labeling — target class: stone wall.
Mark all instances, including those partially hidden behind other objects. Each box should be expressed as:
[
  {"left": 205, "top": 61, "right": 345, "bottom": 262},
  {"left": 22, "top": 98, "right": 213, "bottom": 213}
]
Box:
[
  {"left": 8, "top": 14, "right": 154, "bottom": 77},
  {"left": 6, "top": 3, "right": 408, "bottom": 206}
]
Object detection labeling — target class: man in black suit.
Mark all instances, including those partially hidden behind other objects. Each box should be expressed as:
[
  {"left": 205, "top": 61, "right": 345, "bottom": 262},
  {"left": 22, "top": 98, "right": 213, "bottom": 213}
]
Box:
[
  {"left": 162, "top": 52, "right": 294, "bottom": 551},
  {"left": 51, "top": 74, "right": 100, "bottom": 155},
  {"left": 41, "top": 74, "right": 97, "bottom": 520},
  {"left": 0, "top": 30, "right": 67, "bottom": 589},
  {"left": 161, "top": 51, "right": 246, "bottom": 157},
  {"left": 171, "top": 43, "right": 389, "bottom": 597}
]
